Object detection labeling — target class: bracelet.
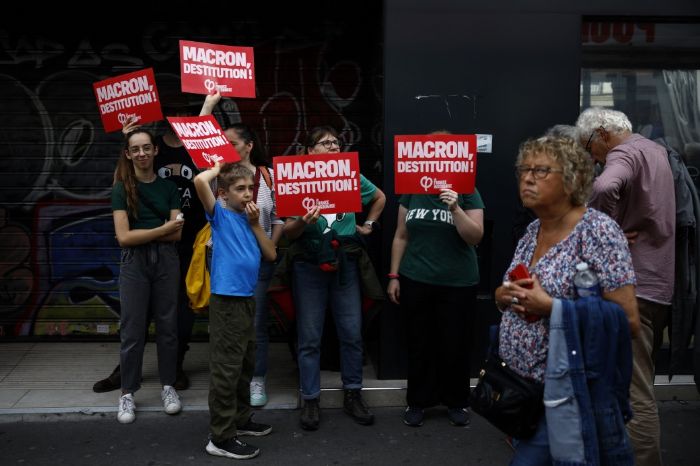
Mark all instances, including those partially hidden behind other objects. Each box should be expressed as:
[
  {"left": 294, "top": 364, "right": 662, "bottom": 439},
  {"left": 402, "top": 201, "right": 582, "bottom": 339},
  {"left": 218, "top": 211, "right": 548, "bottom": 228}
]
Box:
[{"left": 387, "top": 273, "right": 399, "bottom": 279}]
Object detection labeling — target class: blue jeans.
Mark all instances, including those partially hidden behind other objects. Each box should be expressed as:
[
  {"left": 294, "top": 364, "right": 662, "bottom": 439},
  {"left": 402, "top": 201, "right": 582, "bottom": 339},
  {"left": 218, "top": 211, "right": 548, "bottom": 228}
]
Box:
[
  {"left": 511, "top": 417, "right": 552, "bottom": 466},
  {"left": 292, "top": 259, "right": 363, "bottom": 399},
  {"left": 253, "top": 260, "right": 275, "bottom": 377}
]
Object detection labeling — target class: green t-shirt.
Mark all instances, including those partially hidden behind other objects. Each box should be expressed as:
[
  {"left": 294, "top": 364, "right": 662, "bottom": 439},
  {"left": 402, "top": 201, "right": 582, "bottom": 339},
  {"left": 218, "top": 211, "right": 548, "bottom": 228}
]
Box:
[
  {"left": 298, "top": 174, "right": 377, "bottom": 238},
  {"left": 398, "top": 190, "right": 485, "bottom": 287},
  {"left": 111, "top": 177, "right": 181, "bottom": 230}
]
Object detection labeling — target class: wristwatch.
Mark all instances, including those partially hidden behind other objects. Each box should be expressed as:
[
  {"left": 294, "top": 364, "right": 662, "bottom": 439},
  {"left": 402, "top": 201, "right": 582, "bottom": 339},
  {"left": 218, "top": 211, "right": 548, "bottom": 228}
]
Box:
[{"left": 364, "top": 220, "right": 379, "bottom": 231}]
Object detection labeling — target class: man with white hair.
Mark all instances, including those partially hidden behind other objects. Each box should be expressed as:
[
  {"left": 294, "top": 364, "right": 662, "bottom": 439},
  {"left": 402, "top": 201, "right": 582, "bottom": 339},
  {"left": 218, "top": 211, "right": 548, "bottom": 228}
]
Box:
[{"left": 576, "top": 107, "right": 675, "bottom": 466}]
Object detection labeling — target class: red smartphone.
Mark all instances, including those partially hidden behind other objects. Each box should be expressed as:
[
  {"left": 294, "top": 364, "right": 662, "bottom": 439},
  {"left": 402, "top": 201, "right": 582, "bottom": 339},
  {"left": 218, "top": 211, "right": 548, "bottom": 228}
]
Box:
[
  {"left": 508, "top": 263, "right": 533, "bottom": 289},
  {"left": 507, "top": 263, "right": 540, "bottom": 322}
]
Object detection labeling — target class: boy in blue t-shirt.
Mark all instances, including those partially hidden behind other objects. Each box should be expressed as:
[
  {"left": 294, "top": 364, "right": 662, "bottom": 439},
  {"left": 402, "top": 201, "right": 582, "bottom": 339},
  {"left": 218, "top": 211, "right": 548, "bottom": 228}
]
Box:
[{"left": 194, "top": 162, "right": 277, "bottom": 460}]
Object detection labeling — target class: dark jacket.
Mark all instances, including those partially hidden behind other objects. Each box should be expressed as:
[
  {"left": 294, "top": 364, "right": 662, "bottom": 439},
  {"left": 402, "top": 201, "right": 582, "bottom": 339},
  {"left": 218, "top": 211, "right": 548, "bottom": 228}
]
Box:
[{"left": 656, "top": 139, "right": 700, "bottom": 387}]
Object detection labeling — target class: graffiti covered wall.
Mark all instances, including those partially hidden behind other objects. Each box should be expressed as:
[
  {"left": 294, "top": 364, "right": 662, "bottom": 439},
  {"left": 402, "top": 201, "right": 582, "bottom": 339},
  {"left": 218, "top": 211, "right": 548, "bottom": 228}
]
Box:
[{"left": 0, "top": 11, "right": 382, "bottom": 338}]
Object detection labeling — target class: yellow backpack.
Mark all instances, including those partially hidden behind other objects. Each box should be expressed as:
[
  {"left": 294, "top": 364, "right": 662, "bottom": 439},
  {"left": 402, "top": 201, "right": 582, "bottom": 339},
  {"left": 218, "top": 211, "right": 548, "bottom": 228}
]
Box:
[{"left": 185, "top": 223, "right": 211, "bottom": 313}]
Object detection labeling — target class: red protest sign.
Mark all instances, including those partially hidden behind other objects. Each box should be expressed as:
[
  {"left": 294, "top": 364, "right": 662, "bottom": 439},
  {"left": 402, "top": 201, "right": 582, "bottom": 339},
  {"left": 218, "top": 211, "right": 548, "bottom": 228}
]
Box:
[
  {"left": 167, "top": 115, "right": 241, "bottom": 168},
  {"left": 180, "top": 40, "right": 256, "bottom": 98},
  {"left": 394, "top": 134, "right": 477, "bottom": 194},
  {"left": 273, "top": 152, "right": 362, "bottom": 217},
  {"left": 93, "top": 68, "right": 162, "bottom": 133}
]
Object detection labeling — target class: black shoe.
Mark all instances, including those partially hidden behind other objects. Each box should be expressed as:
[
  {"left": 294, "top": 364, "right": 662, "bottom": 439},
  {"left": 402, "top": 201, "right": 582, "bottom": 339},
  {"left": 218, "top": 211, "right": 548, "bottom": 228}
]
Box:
[
  {"left": 447, "top": 407, "right": 470, "bottom": 426},
  {"left": 92, "top": 364, "right": 121, "bottom": 393},
  {"left": 238, "top": 415, "right": 272, "bottom": 436},
  {"left": 343, "top": 389, "right": 375, "bottom": 426},
  {"left": 300, "top": 398, "right": 320, "bottom": 431},
  {"left": 403, "top": 406, "right": 424, "bottom": 427},
  {"left": 205, "top": 437, "right": 260, "bottom": 459},
  {"left": 173, "top": 368, "right": 190, "bottom": 391}
]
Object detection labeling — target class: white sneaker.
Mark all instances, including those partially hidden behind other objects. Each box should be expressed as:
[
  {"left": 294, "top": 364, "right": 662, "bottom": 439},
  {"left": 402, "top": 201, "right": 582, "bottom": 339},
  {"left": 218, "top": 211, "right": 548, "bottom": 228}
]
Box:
[
  {"left": 250, "top": 377, "right": 268, "bottom": 407},
  {"left": 162, "top": 385, "right": 182, "bottom": 414},
  {"left": 117, "top": 393, "right": 136, "bottom": 424}
]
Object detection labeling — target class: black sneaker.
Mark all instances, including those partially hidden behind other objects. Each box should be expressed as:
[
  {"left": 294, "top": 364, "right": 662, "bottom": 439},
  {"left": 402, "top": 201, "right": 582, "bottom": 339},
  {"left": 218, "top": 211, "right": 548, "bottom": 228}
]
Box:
[
  {"left": 238, "top": 416, "right": 272, "bottom": 436},
  {"left": 93, "top": 364, "right": 121, "bottom": 393},
  {"left": 205, "top": 437, "right": 260, "bottom": 459},
  {"left": 403, "top": 406, "right": 424, "bottom": 427},
  {"left": 300, "top": 398, "right": 320, "bottom": 431},
  {"left": 173, "top": 368, "right": 190, "bottom": 391},
  {"left": 343, "top": 389, "right": 375, "bottom": 426},
  {"left": 447, "top": 407, "right": 470, "bottom": 426}
]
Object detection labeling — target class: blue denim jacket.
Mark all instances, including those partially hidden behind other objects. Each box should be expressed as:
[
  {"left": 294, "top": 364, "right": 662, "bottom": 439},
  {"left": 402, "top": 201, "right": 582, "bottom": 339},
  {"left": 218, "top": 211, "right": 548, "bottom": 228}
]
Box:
[{"left": 545, "top": 297, "right": 633, "bottom": 466}]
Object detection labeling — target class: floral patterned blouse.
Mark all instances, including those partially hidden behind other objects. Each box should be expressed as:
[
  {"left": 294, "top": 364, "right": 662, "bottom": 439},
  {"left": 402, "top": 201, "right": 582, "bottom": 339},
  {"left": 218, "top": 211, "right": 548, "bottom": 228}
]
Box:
[{"left": 498, "top": 208, "right": 636, "bottom": 382}]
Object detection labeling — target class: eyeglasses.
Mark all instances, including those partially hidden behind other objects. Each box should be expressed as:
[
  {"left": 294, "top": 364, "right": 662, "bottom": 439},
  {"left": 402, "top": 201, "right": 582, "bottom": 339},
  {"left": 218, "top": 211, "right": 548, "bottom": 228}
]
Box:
[
  {"left": 128, "top": 144, "right": 154, "bottom": 155},
  {"left": 515, "top": 165, "right": 564, "bottom": 180},
  {"left": 584, "top": 126, "right": 604, "bottom": 153},
  {"left": 314, "top": 139, "right": 340, "bottom": 149}
]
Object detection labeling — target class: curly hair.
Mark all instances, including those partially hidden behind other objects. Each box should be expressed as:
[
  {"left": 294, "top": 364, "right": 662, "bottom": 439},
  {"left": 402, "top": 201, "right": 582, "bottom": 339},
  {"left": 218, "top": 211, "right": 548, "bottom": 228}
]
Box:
[{"left": 516, "top": 136, "right": 594, "bottom": 206}]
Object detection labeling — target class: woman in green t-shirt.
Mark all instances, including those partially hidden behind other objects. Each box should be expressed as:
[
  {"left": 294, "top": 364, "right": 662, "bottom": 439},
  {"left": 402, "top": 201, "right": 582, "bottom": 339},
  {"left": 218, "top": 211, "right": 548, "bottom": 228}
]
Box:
[
  {"left": 111, "top": 129, "right": 184, "bottom": 425},
  {"left": 387, "top": 174, "right": 485, "bottom": 427}
]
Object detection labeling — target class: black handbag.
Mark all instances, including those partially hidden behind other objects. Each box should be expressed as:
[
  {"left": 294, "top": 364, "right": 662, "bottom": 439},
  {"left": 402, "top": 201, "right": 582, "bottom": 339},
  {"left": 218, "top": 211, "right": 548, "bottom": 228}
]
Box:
[{"left": 469, "top": 331, "right": 544, "bottom": 439}]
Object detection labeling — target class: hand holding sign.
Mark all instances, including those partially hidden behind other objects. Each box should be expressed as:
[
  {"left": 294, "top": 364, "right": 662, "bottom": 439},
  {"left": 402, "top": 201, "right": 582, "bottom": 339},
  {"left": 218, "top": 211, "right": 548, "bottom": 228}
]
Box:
[
  {"left": 167, "top": 115, "right": 240, "bottom": 168},
  {"left": 273, "top": 152, "right": 362, "bottom": 216},
  {"left": 302, "top": 206, "right": 321, "bottom": 224},
  {"left": 438, "top": 188, "right": 459, "bottom": 212},
  {"left": 93, "top": 68, "right": 162, "bottom": 133},
  {"left": 394, "top": 134, "right": 477, "bottom": 194}
]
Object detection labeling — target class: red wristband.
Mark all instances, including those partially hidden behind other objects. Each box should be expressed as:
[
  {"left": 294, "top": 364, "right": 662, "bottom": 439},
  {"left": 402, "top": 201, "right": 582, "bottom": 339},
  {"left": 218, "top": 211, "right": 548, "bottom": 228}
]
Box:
[{"left": 387, "top": 273, "right": 399, "bottom": 279}]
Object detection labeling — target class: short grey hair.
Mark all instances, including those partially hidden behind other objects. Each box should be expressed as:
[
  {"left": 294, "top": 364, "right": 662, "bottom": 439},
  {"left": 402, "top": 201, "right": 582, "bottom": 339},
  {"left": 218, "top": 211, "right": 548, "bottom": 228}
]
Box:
[
  {"left": 575, "top": 107, "right": 632, "bottom": 138},
  {"left": 544, "top": 124, "right": 578, "bottom": 141},
  {"left": 516, "top": 136, "right": 594, "bottom": 206}
]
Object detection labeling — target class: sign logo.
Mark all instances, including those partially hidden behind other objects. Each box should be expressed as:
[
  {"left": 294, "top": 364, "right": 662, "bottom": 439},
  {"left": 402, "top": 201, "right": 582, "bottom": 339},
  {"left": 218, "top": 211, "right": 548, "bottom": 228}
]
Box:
[
  {"left": 204, "top": 79, "right": 217, "bottom": 92},
  {"left": 202, "top": 152, "right": 223, "bottom": 164},
  {"left": 302, "top": 197, "right": 317, "bottom": 210},
  {"left": 117, "top": 113, "right": 139, "bottom": 125}
]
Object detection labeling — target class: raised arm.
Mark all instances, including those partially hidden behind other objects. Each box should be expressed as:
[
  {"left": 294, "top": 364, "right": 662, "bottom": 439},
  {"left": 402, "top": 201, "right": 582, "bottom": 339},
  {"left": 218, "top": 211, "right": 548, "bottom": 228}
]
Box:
[
  {"left": 194, "top": 162, "right": 220, "bottom": 216},
  {"left": 199, "top": 91, "right": 221, "bottom": 116}
]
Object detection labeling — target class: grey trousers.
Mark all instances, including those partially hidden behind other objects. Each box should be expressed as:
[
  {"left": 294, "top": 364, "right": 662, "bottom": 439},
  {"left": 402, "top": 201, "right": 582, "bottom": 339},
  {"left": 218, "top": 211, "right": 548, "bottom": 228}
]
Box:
[{"left": 119, "top": 242, "right": 180, "bottom": 393}]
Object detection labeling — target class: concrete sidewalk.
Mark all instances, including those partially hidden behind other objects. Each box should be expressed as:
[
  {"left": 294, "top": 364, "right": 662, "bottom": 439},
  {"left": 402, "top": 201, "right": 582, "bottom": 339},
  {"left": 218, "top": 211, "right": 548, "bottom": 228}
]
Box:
[
  {"left": 0, "top": 342, "right": 407, "bottom": 415},
  {"left": 0, "top": 341, "right": 697, "bottom": 416}
]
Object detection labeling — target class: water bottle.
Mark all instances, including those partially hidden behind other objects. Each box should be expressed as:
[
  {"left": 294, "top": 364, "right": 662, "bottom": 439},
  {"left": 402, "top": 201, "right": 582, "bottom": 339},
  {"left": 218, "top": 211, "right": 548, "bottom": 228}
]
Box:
[{"left": 573, "top": 262, "right": 600, "bottom": 298}]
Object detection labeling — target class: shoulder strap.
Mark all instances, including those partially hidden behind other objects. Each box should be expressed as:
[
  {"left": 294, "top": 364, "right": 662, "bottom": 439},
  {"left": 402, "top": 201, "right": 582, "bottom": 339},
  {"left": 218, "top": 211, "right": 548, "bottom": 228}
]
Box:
[
  {"left": 254, "top": 167, "right": 262, "bottom": 203},
  {"left": 254, "top": 166, "right": 273, "bottom": 203},
  {"left": 260, "top": 166, "right": 272, "bottom": 189}
]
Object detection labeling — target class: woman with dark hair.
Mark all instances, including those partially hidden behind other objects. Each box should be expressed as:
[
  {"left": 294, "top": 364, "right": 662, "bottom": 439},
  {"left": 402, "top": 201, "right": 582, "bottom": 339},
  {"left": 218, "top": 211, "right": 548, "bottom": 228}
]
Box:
[
  {"left": 283, "top": 125, "right": 385, "bottom": 430},
  {"left": 201, "top": 92, "right": 284, "bottom": 407},
  {"left": 112, "top": 129, "right": 184, "bottom": 423}
]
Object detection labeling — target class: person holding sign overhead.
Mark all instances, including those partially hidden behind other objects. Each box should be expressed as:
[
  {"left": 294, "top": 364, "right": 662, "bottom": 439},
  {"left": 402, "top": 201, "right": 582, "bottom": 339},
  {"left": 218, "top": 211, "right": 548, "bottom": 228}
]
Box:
[
  {"left": 387, "top": 130, "right": 485, "bottom": 428},
  {"left": 283, "top": 125, "right": 385, "bottom": 431},
  {"left": 200, "top": 91, "right": 284, "bottom": 408},
  {"left": 194, "top": 162, "right": 277, "bottom": 460}
]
